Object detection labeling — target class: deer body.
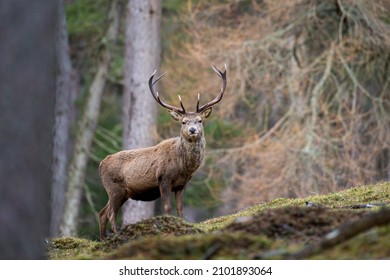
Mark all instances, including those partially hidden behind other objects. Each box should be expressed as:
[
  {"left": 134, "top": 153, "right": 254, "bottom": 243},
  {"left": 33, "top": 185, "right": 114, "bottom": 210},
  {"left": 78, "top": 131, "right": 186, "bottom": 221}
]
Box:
[{"left": 99, "top": 66, "right": 226, "bottom": 240}]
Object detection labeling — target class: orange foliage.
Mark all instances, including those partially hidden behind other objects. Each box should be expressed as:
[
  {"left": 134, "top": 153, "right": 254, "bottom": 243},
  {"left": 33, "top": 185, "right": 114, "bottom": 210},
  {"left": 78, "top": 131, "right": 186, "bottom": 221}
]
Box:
[{"left": 161, "top": 0, "right": 390, "bottom": 211}]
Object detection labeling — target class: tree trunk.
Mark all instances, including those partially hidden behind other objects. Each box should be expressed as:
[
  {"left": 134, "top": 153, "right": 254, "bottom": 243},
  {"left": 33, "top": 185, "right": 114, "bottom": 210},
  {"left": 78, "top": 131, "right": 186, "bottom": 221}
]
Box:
[
  {"left": 51, "top": 0, "right": 76, "bottom": 237},
  {"left": 60, "top": 0, "right": 120, "bottom": 236},
  {"left": 122, "top": 0, "right": 162, "bottom": 224},
  {"left": 0, "top": 0, "right": 57, "bottom": 259}
]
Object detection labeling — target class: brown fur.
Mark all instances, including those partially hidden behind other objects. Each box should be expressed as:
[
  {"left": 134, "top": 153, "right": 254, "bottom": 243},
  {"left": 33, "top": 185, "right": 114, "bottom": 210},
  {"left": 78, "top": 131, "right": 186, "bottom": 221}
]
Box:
[{"left": 98, "top": 110, "right": 211, "bottom": 240}]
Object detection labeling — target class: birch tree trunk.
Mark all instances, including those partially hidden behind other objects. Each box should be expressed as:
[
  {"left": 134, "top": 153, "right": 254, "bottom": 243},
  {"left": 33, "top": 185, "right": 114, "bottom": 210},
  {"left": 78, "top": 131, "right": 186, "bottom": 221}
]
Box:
[
  {"left": 60, "top": 0, "right": 120, "bottom": 236},
  {"left": 122, "top": 0, "right": 162, "bottom": 224},
  {"left": 51, "top": 0, "right": 75, "bottom": 237}
]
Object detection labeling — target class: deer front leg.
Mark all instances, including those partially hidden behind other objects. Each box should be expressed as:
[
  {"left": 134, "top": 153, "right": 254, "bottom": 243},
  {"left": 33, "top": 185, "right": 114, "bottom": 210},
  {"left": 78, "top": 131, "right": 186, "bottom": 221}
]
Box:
[
  {"left": 175, "top": 187, "right": 185, "bottom": 218},
  {"left": 159, "top": 177, "right": 172, "bottom": 215}
]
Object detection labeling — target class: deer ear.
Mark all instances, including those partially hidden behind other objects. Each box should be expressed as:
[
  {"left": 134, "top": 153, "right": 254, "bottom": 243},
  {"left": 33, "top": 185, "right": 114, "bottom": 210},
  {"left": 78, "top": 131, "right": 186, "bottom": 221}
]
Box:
[
  {"left": 169, "top": 110, "right": 182, "bottom": 121},
  {"left": 200, "top": 107, "right": 212, "bottom": 119}
]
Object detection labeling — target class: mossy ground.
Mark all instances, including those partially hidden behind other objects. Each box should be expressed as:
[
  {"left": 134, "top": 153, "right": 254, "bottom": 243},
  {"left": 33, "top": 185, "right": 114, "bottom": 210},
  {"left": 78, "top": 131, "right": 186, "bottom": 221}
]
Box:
[{"left": 47, "top": 182, "right": 390, "bottom": 259}]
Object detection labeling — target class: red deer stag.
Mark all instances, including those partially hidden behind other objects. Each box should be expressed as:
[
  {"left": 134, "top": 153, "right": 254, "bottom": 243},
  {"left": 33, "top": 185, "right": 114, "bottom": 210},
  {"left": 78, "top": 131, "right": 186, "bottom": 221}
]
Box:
[{"left": 98, "top": 65, "right": 227, "bottom": 240}]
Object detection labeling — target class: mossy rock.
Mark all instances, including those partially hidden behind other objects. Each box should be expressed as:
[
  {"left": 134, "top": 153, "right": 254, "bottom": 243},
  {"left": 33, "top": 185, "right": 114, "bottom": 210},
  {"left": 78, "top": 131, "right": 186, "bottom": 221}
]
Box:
[{"left": 106, "top": 215, "right": 204, "bottom": 248}]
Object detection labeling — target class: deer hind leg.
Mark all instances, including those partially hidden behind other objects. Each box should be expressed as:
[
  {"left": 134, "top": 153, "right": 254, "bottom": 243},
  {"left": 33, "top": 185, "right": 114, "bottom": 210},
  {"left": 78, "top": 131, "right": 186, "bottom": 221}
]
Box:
[
  {"left": 99, "top": 202, "right": 110, "bottom": 240},
  {"left": 108, "top": 188, "right": 128, "bottom": 234}
]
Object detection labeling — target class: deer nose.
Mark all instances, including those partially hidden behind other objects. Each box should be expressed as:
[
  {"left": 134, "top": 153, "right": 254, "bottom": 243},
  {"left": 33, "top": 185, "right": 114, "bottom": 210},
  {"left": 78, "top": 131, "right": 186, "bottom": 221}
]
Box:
[{"left": 189, "top": 126, "right": 197, "bottom": 134}]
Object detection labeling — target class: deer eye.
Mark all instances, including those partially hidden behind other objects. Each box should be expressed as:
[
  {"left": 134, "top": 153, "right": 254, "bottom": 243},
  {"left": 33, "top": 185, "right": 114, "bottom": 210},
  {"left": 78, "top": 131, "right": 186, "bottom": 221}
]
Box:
[
  {"left": 198, "top": 119, "right": 202, "bottom": 123},
  {"left": 181, "top": 121, "right": 186, "bottom": 125}
]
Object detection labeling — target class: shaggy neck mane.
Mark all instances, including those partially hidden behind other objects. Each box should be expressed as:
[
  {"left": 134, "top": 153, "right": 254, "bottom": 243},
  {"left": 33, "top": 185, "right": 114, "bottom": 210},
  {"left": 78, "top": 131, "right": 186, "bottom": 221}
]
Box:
[{"left": 178, "top": 136, "right": 205, "bottom": 175}]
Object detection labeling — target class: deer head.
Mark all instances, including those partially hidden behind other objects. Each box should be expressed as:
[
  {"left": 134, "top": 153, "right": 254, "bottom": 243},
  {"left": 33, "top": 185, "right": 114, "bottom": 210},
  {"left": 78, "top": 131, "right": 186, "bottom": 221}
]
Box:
[{"left": 148, "top": 65, "right": 227, "bottom": 142}]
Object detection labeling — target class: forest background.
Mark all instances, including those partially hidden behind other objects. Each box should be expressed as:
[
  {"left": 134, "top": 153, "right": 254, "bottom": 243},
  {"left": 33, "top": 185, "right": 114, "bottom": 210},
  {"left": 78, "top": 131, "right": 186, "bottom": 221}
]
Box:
[{"left": 49, "top": 0, "right": 390, "bottom": 239}]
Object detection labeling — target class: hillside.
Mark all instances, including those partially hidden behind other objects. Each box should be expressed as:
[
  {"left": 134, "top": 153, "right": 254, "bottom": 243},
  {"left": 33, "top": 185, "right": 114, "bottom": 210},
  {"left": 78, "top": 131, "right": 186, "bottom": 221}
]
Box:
[{"left": 48, "top": 182, "right": 390, "bottom": 259}]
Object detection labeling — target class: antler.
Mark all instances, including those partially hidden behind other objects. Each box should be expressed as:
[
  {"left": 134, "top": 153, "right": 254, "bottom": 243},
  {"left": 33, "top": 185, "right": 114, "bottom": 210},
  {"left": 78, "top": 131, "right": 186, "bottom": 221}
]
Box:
[
  {"left": 196, "top": 64, "right": 227, "bottom": 113},
  {"left": 149, "top": 70, "right": 186, "bottom": 114}
]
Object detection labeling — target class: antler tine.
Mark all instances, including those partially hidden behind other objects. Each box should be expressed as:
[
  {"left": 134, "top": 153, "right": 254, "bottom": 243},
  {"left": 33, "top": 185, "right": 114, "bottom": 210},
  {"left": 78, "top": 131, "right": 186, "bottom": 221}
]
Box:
[
  {"left": 148, "top": 70, "right": 186, "bottom": 114},
  {"left": 196, "top": 93, "right": 200, "bottom": 113},
  {"left": 152, "top": 72, "right": 166, "bottom": 86},
  {"left": 197, "top": 64, "right": 227, "bottom": 113},
  {"left": 177, "top": 95, "right": 186, "bottom": 113}
]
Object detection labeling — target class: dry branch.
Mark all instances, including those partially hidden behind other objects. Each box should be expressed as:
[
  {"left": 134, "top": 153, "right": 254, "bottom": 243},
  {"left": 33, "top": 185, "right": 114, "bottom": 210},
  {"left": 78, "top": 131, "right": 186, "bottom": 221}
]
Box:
[{"left": 289, "top": 207, "right": 390, "bottom": 259}]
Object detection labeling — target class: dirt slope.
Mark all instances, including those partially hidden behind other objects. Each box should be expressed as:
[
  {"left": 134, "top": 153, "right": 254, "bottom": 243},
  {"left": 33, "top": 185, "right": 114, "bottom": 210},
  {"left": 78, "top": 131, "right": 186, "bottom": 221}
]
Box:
[{"left": 48, "top": 182, "right": 390, "bottom": 259}]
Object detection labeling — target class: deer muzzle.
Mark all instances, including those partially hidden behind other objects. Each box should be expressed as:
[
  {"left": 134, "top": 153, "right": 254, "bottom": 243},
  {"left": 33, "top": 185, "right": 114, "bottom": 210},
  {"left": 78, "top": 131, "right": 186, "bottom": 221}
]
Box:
[{"left": 189, "top": 126, "right": 198, "bottom": 135}]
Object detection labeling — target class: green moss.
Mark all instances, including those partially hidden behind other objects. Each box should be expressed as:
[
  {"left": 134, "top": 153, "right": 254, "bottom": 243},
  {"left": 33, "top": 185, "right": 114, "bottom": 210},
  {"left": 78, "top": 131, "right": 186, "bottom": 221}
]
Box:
[{"left": 47, "top": 237, "right": 106, "bottom": 259}]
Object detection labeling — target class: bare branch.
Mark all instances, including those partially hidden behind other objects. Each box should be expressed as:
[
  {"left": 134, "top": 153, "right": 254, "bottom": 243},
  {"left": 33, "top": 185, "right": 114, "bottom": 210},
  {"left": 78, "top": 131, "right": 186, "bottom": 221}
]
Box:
[{"left": 289, "top": 207, "right": 390, "bottom": 259}]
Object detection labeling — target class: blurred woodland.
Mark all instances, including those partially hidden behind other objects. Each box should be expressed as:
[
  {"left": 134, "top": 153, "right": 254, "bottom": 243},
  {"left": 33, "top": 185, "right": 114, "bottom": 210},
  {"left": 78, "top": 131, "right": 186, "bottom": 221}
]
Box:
[
  {"left": 51, "top": 0, "right": 390, "bottom": 238},
  {"left": 1, "top": 0, "right": 57, "bottom": 259}
]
